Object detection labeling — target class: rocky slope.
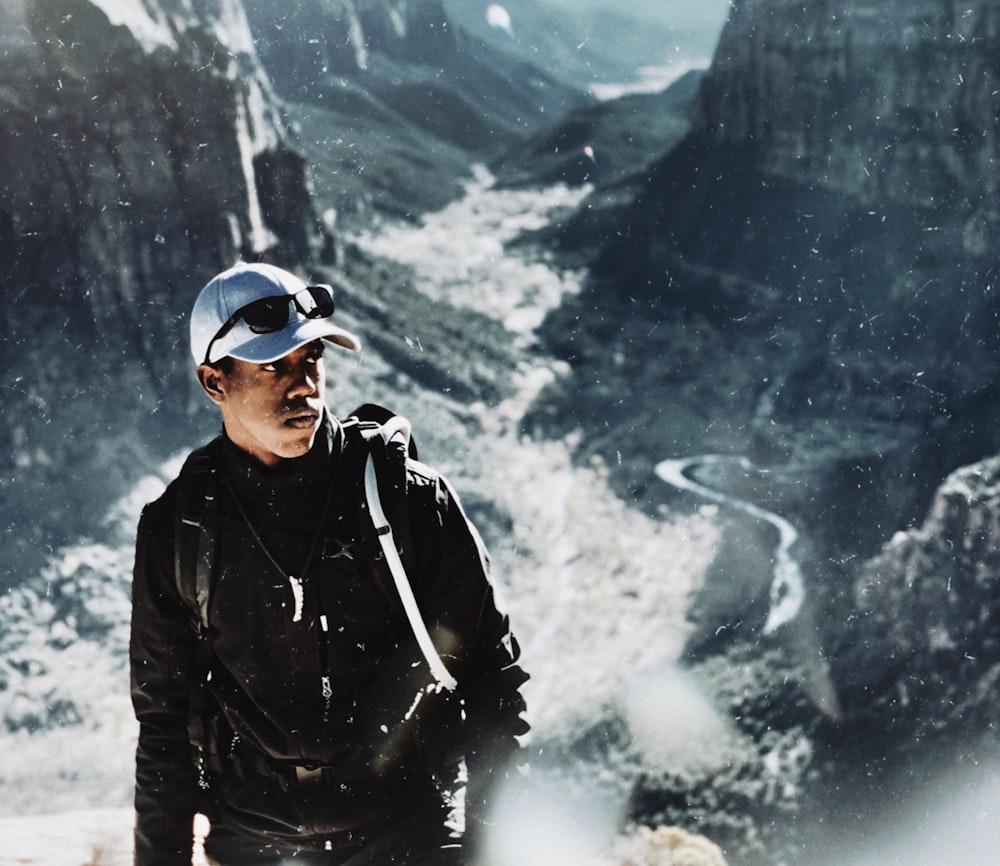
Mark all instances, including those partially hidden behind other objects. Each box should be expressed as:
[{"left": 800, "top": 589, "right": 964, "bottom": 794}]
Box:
[
  {"left": 0, "top": 0, "right": 327, "bottom": 580},
  {"left": 842, "top": 454, "right": 1000, "bottom": 750}
]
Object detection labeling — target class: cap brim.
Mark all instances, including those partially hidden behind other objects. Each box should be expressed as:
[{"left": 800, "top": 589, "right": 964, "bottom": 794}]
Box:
[{"left": 220, "top": 319, "right": 361, "bottom": 364}]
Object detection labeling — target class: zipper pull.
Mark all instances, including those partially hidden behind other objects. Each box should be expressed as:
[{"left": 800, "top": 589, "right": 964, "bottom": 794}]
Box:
[
  {"left": 321, "top": 674, "right": 333, "bottom": 722},
  {"left": 288, "top": 574, "right": 304, "bottom": 623},
  {"left": 319, "top": 616, "right": 332, "bottom": 721}
]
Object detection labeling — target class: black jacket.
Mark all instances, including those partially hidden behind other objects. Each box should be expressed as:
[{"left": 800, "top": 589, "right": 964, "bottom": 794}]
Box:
[{"left": 130, "top": 415, "right": 529, "bottom": 865}]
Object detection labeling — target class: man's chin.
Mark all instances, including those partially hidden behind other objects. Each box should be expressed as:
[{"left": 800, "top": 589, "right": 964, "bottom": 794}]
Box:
[{"left": 275, "top": 425, "right": 320, "bottom": 459}]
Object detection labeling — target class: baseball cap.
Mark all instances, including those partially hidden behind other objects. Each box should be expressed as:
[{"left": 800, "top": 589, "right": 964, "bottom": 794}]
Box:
[{"left": 190, "top": 262, "right": 361, "bottom": 365}]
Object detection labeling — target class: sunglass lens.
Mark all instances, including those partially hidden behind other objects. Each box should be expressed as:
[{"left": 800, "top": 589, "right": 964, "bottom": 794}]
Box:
[
  {"left": 243, "top": 296, "right": 292, "bottom": 334},
  {"left": 301, "top": 286, "right": 335, "bottom": 318}
]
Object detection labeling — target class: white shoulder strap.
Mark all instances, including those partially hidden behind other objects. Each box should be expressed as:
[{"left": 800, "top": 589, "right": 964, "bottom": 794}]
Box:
[{"left": 363, "top": 420, "right": 458, "bottom": 692}]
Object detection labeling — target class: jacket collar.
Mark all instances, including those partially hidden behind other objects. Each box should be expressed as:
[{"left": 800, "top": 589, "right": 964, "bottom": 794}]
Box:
[{"left": 219, "top": 411, "right": 342, "bottom": 508}]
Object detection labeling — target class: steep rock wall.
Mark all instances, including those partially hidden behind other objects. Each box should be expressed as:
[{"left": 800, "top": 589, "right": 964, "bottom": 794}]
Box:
[
  {"left": 836, "top": 454, "right": 1000, "bottom": 758},
  {"left": 700, "top": 0, "right": 1000, "bottom": 233},
  {"left": 1, "top": 0, "right": 321, "bottom": 319},
  {"left": 0, "top": 0, "right": 325, "bottom": 579},
  {"left": 686, "top": 0, "right": 1000, "bottom": 521},
  {"left": 544, "top": 0, "right": 1000, "bottom": 535},
  {"left": 672, "top": 0, "right": 1000, "bottom": 332}
]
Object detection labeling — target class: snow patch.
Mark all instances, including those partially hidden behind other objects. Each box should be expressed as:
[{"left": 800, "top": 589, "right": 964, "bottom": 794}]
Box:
[
  {"left": 86, "top": 0, "right": 257, "bottom": 56},
  {"left": 87, "top": 0, "right": 176, "bottom": 51},
  {"left": 351, "top": 166, "right": 591, "bottom": 346},
  {"left": 0, "top": 809, "right": 209, "bottom": 866},
  {"left": 590, "top": 58, "right": 709, "bottom": 101}
]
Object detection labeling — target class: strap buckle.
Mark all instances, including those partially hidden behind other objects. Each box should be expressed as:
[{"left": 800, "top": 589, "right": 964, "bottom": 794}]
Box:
[{"left": 321, "top": 537, "right": 355, "bottom": 560}]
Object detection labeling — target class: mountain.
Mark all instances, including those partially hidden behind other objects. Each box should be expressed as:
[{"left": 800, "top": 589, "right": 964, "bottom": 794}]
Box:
[
  {"left": 443, "top": 0, "right": 729, "bottom": 94},
  {"left": 487, "top": 69, "right": 705, "bottom": 255},
  {"left": 529, "top": 0, "right": 1000, "bottom": 560},
  {"left": 0, "top": 0, "right": 587, "bottom": 582},
  {"left": 481, "top": 0, "right": 1000, "bottom": 861},
  {"left": 243, "top": 0, "right": 580, "bottom": 143},
  {"left": 490, "top": 69, "right": 704, "bottom": 190},
  {"left": 240, "top": 0, "right": 588, "bottom": 225},
  {"left": 8, "top": 1, "right": 1000, "bottom": 863},
  {"left": 0, "top": 0, "right": 331, "bottom": 581}
]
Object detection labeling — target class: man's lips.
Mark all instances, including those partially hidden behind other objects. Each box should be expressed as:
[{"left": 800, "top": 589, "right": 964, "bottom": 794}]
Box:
[{"left": 282, "top": 408, "right": 320, "bottom": 428}]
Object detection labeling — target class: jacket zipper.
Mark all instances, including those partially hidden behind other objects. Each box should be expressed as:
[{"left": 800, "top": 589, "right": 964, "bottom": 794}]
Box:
[{"left": 319, "top": 612, "right": 333, "bottom": 722}]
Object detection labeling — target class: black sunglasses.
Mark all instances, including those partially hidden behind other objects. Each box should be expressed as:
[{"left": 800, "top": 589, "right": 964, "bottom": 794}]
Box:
[{"left": 204, "top": 284, "right": 335, "bottom": 364}]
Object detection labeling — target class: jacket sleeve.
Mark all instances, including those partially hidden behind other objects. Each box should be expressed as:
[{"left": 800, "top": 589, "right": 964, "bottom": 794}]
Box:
[
  {"left": 130, "top": 492, "right": 202, "bottom": 866},
  {"left": 408, "top": 466, "right": 530, "bottom": 847}
]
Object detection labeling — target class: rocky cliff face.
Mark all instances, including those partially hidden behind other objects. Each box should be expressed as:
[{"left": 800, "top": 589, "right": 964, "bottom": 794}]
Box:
[
  {"left": 677, "top": 0, "right": 1000, "bottom": 390},
  {"left": 535, "top": 0, "right": 1000, "bottom": 558},
  {"left": 1, "top": 0, "right": 323, "bottom": 300},
  {"left": 242, "top": 0, "right": 584, "bottom": 157},
  {"left": 0, "top": 0, "right": 325, "bottom": 578},
  {"left": 245, "top": 0, "right": 459, "bottom": 79},
  {"left": 700, "top": 0, "right": 1000, "bottom": 222},
  {"left": 843, "top": 454, "right": 1000, "bottom": 741}
]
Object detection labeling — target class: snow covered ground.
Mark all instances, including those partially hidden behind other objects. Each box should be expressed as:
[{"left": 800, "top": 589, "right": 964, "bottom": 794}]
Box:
[
  {"left": 0, "top": 808, "right": 132, "bottom": 866},
  {"left": 0, "top": 810, "right": 208, "bottom": 866}
]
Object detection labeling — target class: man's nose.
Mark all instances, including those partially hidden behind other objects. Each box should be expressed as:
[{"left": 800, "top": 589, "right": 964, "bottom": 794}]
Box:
[{"left": 288, "top": 362, "right": 320, "bottom": 396}]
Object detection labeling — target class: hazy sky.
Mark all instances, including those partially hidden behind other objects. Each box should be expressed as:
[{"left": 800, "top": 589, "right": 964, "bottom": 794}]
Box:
[
  {"left": 541, "top": 0, "right": 732, "bottom": 45},
  {"left": 449, "top": 0, "right": 732, "bottom": 97}
]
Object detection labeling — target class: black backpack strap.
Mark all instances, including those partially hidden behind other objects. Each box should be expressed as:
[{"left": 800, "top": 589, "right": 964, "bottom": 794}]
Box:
[
  {"left": 334, "top": 408, "right": 412, "bottom": 566},
  {"left": 173, "top": 436, "right": 224, "bottom": 787},
  {"left": 174, "top": 439, "right": 223, "bottom": 633},
  {"left": 348, "top": 403, "right": 419, "bottom": 459}
]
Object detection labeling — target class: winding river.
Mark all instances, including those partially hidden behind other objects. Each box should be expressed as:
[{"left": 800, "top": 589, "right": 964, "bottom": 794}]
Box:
[{"left": 655, "top": 455, "right": 805, "bottom": 635}]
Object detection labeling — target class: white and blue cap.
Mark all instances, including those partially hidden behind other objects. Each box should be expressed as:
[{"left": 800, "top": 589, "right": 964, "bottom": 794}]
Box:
[{"left": 190, "top": 262, "right": 361, "bottom": 365}]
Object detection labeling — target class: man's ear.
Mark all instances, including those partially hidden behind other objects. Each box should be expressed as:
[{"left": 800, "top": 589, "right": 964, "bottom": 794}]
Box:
[{"left": 196, "top": 364, "right": 226, "bottom": 405}]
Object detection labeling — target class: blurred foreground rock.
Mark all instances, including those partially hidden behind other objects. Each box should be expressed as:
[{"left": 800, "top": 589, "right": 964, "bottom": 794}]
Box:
[{"left": 610, "top": 826, "right": 728, "bottom": 866}]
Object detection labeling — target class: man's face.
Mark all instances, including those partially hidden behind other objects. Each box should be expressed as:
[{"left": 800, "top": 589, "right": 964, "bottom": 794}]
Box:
[{"left": 199, "top": 340, "right": 328, "bottom": 466}]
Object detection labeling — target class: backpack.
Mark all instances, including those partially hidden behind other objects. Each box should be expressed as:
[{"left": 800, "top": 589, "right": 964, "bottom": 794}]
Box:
[{"left": 172, "top": 405, "right": 457, "bottom": 784}]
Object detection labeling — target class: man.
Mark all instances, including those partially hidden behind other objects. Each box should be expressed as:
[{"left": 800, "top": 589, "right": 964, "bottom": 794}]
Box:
[{"left": 130, "top": 262, "right": 530, "bottom": 866}]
